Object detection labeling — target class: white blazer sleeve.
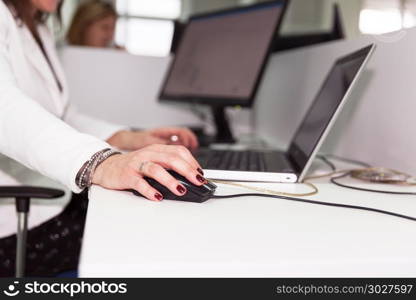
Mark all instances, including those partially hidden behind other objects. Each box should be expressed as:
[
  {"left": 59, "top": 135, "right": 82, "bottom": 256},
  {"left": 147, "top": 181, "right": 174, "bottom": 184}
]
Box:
[
  {"left": 0, "top": 21, "right": 110, "bottom": 193},
  {"left": 63, "top": 104, "right": 127, "bottom": 141}
]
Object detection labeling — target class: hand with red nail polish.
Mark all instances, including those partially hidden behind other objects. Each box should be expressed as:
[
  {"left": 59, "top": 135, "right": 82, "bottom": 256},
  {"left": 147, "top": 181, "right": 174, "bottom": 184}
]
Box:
[
  {"left": 93, "top": 144, "right": 204, "bottom": 202},
  {"left": 196, "top": 174, "right": 206, "bottom": 183},
  {"left": 177, "top": 185, "right": 187, "bottom": 194}
]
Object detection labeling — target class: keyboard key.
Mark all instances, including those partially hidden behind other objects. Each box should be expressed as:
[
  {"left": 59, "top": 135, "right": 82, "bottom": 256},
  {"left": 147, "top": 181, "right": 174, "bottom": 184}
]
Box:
[{"left": 196, "top": 150, "right": 268, "bottom": 172}]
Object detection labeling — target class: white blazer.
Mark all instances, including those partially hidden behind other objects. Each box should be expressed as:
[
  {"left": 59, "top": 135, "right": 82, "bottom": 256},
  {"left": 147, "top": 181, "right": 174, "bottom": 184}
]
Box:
[{"left": 0, "top": 2, "right": 123, "bottom": 237}]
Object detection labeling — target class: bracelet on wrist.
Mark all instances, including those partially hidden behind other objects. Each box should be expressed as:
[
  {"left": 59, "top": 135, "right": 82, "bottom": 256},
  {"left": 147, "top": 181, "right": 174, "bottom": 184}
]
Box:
[{"left": 76, "top": 148, "right": 121, "bottom": 190}]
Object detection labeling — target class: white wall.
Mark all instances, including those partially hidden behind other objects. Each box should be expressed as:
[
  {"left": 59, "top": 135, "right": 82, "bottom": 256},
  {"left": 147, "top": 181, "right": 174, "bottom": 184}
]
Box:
[{"left": 60, "top": 47, "right": 202, "bottom": 129}]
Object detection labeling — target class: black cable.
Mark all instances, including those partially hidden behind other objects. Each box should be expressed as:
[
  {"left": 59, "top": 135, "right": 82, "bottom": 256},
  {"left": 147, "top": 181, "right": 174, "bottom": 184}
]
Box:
[
  {"left": 330, "top": 172, "right": 416, "bottom": 196},
  {"left": 321, "top": 154, "right": 372, "bottom": 168},
  {"left": 317, "top": 155, "right": 336, "bottom": 171},
  {"left": 212, "top": 193, "right": 416, "bottom": 222},
  {"left": 212, "top": 155, "right": 416, "bottom": 222},
  {"left": 317, "top": 156, "right": 416, "bottom": 195}
]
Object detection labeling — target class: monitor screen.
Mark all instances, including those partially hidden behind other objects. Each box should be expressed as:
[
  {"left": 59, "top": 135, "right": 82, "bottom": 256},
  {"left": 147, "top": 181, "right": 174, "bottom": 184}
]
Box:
[
  {"left": 288, "top": 45, "right": 374, "bottom": 172},
  {"left": 160, "top": 1, "right": 286, "bottom": 106}
]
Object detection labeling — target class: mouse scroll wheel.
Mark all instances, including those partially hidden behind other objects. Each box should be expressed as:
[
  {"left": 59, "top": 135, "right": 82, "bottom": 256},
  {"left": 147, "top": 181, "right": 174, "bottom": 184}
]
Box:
[{"left": 206, "top": 181, "right": 217, "bottom": 191}]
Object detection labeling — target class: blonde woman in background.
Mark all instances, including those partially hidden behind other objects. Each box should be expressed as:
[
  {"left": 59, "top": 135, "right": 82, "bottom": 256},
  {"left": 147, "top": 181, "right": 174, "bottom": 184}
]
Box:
[{"left": 67, "top": 0, "right": 118, "bottom": 48}]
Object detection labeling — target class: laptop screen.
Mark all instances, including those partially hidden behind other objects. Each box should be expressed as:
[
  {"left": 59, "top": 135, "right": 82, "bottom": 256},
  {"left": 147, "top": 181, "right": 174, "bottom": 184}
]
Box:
[{"left": 288, "top": 45, "right": 374, "bottom": 175}]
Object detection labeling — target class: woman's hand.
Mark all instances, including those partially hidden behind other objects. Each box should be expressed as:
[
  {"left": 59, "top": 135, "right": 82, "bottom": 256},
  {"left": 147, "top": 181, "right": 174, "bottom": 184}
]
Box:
[
  {"left": 92, "top": 144, "right": 206, "bottom": 202},
  {"left": 106, "top": 127, "right": 199, "bottom": 151},
  {"left": 146, "top": 127, "right": 199, "bottom": 150}
]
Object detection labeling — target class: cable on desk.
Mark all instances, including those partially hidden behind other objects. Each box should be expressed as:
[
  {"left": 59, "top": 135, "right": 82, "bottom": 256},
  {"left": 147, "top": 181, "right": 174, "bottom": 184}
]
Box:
[
  {"left": 316, "top": 155, "right": 416, "bottom": 195},
  {"left": 308, "top": 154, "right": 371, "bottom": 181},
  {"left": 319, "top": 154, "right": 372, "bottom": 168},
  {"left": 211, "top": 180, "right": 319, "bottom": 197},
  {"left": 211, "top": 155, "right": 416, "bottom": 222},
  {"left": 212, "top": 155, "right": 339, "bottom": 199},
  {"left": 330, "top": 172, "right": 416, "bottom": 196},
  {"left": 317, "top": 155, "right": 337, "bottom": 172},
  {"left": 212, "top": 156, "right": 373, "bottom": 204},
  {"left": 212, "top": 193, "right": 416, "bottom": 222}
]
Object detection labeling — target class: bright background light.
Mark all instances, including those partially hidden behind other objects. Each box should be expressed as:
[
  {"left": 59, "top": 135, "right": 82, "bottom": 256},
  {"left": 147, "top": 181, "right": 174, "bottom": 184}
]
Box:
[
  {"left": 359, "top": 9, "right": 403, "bottom": 34},
  {"left": 116, "top": 18, "right": 174, "bottom": 57},
  {"left": 360, "top": 0, "right": 416, "bottom": 34},
  {"left": 115, "top": 0, "right": 180, "bottom": 57},
  {"left": 117, "top": 0, "right": 181, "bottom": 19}
]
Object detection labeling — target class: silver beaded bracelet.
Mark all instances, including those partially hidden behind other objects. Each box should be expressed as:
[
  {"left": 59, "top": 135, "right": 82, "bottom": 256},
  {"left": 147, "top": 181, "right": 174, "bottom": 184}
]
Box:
[{"left": 76, "top": 148, "right": 121, "bottom": 190}]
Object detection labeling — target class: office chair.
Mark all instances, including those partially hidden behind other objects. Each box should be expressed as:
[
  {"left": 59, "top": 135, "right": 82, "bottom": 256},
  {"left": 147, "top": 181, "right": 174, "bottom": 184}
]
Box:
[{"left": 0, "top": 186, "right": 64, "bottom": 278}]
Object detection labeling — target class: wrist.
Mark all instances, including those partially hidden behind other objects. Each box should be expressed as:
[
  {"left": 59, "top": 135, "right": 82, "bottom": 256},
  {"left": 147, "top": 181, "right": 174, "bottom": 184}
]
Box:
[
  {"left": 76, "top": 149, "right": 121, "bottom": 189},
  {"left": 92, "top": 154, "right": 119, "bottom": 185}
]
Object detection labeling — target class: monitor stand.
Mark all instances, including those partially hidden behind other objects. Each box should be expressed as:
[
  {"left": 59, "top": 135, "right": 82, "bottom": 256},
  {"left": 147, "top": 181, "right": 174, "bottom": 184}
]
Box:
[{"left": 212, "top": 106, "right": 236, "bottom": 144}]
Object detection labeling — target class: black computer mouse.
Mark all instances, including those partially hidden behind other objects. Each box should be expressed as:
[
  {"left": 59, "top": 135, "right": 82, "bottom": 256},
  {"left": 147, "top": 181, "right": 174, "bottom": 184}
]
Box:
[{"left": 129, "top": 170, "right": 217, "bottom": 203}]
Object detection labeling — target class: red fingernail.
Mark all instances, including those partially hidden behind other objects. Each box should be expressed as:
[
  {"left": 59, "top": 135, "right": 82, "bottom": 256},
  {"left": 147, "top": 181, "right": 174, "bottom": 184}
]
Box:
[
  {"left": 155, "top": 193, "right": 163, "bottom": 201},
  {"left": 177, "top": 185, "right": 187, "bottom": 194},
  {"left": 196, "top": 174, "right": 206, "bottom": 183},
  {"left": 197, "top": 168, "right": 204, "bottom": 175}
]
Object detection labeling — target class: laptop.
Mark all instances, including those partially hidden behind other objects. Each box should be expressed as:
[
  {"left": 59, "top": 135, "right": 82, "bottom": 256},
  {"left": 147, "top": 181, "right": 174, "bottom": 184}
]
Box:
[{"left": 195, "top": 44, "right": 376, "bottom": 183}]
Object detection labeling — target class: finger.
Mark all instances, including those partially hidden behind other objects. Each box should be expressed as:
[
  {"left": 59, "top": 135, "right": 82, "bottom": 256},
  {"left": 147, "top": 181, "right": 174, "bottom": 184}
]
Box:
[
  {"left": 167, "top": 135, "right": 188, "bottom": 148},
  {"left": 169, "top": 157, "right": 206, "bottom": 186},
  {"left": 172, "top": 133, "right": 191, "bottom": 150},
  {"left": 147, "top": 152, "right": 206, "bottom": 186},
  {"left": 132, "top": 176, "right": 164, "bottom": 202},
  {"left": 182, "top": 129, "right": 199, "bottom": 149},
  {"left": 141, "top": 162, "right": 188, "bottom": 196},
  {"left": 148, "top": 128, "right": 178, "bottom": 140},
  {"left": 152, "top": 128, "right": 196, "bottom": 149},
  {"left": 158, "top": 145, "right": 202, "bottom": 171},
  {"left": 169, "top": 129, "right": 198, "bottom": 150}
]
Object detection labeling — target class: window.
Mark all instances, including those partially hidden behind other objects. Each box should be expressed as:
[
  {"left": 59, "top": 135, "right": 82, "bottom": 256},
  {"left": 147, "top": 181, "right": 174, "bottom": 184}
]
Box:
[
  {"left": 115, "top": 0, "right": 181, "bottom": 56},
  {"left": 360, "top": 0, "right": 416, "bottom": 34}
]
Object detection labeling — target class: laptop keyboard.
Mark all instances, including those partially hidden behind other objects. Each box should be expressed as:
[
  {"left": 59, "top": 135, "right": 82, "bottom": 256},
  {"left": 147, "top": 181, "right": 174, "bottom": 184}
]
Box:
[{"left": 196, "top": 150, "right": 267, "bottom": 171}]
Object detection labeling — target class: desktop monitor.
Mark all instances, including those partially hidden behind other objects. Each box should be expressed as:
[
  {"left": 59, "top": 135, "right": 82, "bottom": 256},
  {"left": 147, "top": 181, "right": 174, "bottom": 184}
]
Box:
[{"left": 159, "top": 1, "right": 289, "bottom": 143}]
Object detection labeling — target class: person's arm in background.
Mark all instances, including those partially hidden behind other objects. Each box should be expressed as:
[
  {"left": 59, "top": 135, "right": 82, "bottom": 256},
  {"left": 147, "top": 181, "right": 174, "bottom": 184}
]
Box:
[{"left": 64, "top": 104, "right": 199, "bottom": 151}]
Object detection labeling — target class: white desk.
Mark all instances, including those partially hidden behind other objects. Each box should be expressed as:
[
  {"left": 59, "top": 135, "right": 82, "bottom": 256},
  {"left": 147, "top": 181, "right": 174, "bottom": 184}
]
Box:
[{"left": 79, "top": 164, "right": 416, "bottom": 277}]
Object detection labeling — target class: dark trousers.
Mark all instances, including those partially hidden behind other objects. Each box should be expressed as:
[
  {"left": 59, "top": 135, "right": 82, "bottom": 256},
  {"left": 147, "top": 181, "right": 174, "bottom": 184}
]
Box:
[{"left": 0, "top": 190, "right": 89, "bottom": 277}]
